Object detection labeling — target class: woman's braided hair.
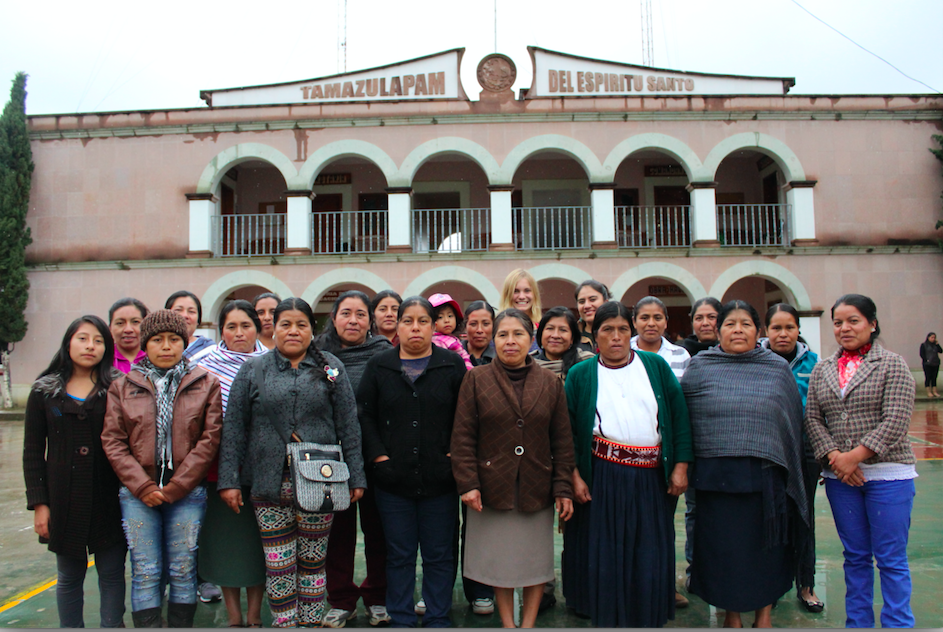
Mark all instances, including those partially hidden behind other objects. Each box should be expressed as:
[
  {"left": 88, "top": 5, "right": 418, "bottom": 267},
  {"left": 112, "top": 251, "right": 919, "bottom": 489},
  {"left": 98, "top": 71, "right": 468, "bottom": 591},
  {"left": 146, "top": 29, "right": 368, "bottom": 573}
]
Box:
[{"left": 273, "top": 297, "right": 336, "bottom": 392}]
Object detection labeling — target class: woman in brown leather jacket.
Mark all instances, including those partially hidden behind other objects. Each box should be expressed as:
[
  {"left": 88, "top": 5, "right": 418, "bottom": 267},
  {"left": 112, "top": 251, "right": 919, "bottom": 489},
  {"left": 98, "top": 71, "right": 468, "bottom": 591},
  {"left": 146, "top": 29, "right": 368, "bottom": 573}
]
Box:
[{"left": 102, "top": 309, "right": 222, "bottom": 628}]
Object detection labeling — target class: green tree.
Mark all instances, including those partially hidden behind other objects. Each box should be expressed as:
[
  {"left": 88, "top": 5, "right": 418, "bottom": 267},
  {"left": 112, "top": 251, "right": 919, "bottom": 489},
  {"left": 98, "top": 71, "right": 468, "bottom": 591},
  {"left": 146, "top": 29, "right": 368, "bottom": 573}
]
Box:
[{"left": 0, "top": 72, "right": 34, "bottom": 407}]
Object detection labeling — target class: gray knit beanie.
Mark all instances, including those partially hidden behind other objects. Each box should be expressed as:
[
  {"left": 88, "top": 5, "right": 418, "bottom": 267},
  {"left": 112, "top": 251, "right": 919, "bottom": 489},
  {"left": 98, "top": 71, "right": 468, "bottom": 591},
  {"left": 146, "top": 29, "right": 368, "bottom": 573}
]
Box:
[{"left": 140, "top": 309, "right": 190, "bottom": 350}]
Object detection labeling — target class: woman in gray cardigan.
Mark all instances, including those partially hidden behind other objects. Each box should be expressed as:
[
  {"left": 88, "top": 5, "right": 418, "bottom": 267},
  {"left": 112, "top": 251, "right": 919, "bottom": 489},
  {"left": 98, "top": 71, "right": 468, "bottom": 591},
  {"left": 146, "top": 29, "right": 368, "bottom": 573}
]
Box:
[{"left": 218, "top": 297, "right": 366, "bottom": 628}]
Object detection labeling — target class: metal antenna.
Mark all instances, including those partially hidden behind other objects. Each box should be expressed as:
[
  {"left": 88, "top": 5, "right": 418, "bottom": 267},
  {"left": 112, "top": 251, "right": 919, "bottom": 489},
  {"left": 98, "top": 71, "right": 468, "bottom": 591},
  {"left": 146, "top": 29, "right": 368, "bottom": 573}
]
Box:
[
  {"left": 338, "top": 0, "right": 348, "bottom": 73},
  {"left": 494, "top": 0, "right": 498, "bottom": 52},
  {"left": 641, "top": 0, "right": 653, "bottom": 66}
]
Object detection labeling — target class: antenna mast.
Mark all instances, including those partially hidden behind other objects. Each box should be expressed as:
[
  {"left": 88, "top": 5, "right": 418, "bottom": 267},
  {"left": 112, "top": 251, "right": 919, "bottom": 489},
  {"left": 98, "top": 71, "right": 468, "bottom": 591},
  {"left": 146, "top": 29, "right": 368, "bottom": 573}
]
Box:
[
  {"left": 338, "top": 0, "right": 347, "bottom": 73},
  {"left": 641, "top": 0, "right": 653, "bottom": 66}
]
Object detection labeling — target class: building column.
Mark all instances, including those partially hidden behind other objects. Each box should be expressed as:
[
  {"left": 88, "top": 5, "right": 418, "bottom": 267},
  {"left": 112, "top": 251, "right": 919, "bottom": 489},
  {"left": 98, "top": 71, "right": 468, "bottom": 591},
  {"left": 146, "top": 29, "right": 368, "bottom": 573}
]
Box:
[
  {"left": 284, "top": 190, "right": 314, "bottom": 256},
  {"left": 386, "top": 187, "right": 412, "bottom": 254},
  {"left": 488, "top": 185, "right": 515, "bottom": 251},
  {"left": 687, "top": 181, "right": 719, "bottom": 247},
  {"left": 798, "top": 310, "right": 825, "bottom": 356},
  {"left": 186, "top": 193, "right": 218, "bottom": 258},
  {"left": 785, "top": 180, "right": 818, "bottom": 246},
  {"left": 589, "top": 183, "right": 617, "bottom": 249}
]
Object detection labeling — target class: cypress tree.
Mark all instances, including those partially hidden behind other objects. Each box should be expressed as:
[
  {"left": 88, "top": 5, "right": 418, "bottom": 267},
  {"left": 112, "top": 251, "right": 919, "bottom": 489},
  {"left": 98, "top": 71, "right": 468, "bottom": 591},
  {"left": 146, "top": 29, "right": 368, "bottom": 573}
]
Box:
[{"left": 0, "top": 72, "right": 34, "bottom": 406}]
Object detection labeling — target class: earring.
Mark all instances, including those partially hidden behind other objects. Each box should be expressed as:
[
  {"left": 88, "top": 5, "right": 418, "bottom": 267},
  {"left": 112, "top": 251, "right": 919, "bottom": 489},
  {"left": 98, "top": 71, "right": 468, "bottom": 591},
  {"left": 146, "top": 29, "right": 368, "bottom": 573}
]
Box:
[{"left": 871, "top": 328, "right": 876, "bottom": 332}]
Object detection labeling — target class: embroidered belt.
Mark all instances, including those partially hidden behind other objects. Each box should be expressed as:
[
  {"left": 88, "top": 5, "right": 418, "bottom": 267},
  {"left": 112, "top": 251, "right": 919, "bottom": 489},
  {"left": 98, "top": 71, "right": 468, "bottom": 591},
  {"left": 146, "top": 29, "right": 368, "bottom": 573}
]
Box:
[{"left": 592, "top": 436, "right": 661, "bottom": 468}]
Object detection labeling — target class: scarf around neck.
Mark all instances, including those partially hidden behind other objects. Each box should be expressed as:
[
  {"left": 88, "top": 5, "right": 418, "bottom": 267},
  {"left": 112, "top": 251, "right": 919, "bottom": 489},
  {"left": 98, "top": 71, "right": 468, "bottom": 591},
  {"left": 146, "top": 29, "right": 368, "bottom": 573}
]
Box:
[
  {"left": 838, "top": 343, "right": 871, "bottom": 390},
  {"left": 136, "top": 357, "right": 190, "bottom": 487}
]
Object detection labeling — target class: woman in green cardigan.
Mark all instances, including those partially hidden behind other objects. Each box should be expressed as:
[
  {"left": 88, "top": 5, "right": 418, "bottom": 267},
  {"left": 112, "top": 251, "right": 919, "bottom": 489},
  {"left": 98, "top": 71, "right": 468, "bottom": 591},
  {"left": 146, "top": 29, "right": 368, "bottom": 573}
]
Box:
[{"left": 562, "top": 301, "right": 693, "bottom": 628}]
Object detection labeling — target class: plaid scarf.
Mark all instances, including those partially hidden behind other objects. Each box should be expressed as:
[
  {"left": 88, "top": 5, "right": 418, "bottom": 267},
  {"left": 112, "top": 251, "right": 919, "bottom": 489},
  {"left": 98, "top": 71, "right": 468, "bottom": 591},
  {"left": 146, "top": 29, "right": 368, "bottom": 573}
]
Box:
[
  {"left": 838, "top": 343, "right": 871, "bottom": 391},
  {"left": 136, "top": 357, "right": 189, "bottom": 487}
]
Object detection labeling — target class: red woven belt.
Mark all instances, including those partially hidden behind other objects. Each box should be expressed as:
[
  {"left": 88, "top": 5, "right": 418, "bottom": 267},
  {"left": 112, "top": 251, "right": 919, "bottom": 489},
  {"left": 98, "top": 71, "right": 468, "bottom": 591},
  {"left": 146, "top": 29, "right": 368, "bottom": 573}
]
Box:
[{"left": 592, "top": 436, "right": 661, "bottom": 468}]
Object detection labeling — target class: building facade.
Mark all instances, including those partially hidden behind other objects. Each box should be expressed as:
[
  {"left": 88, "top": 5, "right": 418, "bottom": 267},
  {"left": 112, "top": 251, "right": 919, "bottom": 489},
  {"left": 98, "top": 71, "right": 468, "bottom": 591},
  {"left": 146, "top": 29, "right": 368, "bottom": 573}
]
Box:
[{"left": 13, "top": 47, "right": 943, "bottom": 402}]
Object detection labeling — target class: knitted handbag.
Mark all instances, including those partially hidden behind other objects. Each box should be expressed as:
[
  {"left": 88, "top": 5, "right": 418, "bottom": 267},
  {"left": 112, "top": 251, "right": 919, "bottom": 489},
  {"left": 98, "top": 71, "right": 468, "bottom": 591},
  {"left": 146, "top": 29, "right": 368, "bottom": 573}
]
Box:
[{"left": 254, "top": 360, "right": 351, "bottom": 513}]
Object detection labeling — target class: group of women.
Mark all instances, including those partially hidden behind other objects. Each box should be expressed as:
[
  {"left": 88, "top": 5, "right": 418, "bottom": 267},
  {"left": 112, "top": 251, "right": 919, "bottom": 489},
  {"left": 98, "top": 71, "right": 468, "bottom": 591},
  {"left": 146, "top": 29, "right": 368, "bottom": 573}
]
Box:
[{"left": 23, "top": 263, "right": 919, "bottom": 629}]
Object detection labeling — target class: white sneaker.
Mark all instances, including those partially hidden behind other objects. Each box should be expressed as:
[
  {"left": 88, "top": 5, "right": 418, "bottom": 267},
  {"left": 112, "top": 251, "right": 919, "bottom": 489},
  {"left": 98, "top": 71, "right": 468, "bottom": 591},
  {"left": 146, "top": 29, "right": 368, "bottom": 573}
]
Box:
[
  {"left": 472, "top": 598, "right": 495, "bottom": 615},
  {"left": 414, "top": 599, "right": 426, "bottom": 615},
  {"left": 322, "top": 608, "right": 356, "bottom": 628},
  {"left": 367, "top": 605, "right": 391, "bottom": 626}
]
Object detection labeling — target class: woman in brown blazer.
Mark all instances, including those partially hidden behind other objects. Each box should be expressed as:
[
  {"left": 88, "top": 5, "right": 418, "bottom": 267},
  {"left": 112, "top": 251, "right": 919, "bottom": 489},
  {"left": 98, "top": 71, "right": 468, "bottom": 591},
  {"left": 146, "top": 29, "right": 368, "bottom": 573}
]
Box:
[{"left": 451, "top": 308, "right": 575, "bottom": 628}]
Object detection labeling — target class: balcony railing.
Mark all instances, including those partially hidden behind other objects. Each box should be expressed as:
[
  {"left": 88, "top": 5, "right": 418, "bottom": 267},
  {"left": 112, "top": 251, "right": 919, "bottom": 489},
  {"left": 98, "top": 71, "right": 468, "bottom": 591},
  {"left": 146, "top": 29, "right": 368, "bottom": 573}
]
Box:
[
  {"left": 615, "top": 206, "right": 691, "bottom": 248},
  {"left": 413, "top": 208, "right": 490, "bottom": 253},
  {"left": 312, "top": 210, "right": 388, "bottom": 254},
  {"left": 214, "top": 213, "right": 286, "bottom": 257},
  {"left": 513, "top": 206, "right": 591, "bottom": 250},
  {"left": 717, "top": 204, "right": 790, "bottom": 247}
]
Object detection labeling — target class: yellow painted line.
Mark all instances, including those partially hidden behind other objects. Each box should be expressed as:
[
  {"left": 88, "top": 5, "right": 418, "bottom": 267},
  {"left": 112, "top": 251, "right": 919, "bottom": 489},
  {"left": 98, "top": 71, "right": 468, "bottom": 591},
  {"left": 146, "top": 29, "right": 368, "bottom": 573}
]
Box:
[{"left": 0, "top": 560, "right": 94, "bottom": 615}]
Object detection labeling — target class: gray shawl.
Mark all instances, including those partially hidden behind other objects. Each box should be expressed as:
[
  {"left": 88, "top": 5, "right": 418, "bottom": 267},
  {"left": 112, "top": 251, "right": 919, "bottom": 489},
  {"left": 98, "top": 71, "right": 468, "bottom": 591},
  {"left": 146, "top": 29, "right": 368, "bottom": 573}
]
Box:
[
  {"left": 681, "top": 346, "right": 810, "bottom": 528},
  {"left": 316, "top": 333, "right": 392, "bottom": 393}
]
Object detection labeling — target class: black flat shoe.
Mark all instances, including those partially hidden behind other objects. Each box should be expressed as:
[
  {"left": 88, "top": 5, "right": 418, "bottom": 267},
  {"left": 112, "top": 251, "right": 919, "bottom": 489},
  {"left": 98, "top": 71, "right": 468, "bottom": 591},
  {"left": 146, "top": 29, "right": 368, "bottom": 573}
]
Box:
[{"left": 797, "top": 593, "right": 825, "bottom": 613}]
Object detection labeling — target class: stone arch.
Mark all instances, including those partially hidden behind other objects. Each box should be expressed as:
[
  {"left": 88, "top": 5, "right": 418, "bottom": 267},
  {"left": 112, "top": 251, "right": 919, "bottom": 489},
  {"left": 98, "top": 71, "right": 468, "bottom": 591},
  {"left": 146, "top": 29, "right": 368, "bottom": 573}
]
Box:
[
  {"left": 498, "top": 135, "right": 605, "bottom": 183},
  {"left": 295, "top": 140, "right": 399, "bottom": 189},
  {"left": 699, "top": 133, "right": 806, "bottom": 182},
  {"left": 602, "top": 133, "right": 703, "bottom": 181},
  {"left": 196, "top": 143, "right": 298, "bottom": 194},
  {"left": 527, "top": 263, "right": 593, "bottom": 286},
  {"left": 396, "top": 138, "right": 502, "bottom": 186},
  {"left": 708, "top": 261, "right": 812, "bottom": 310},
  {"left": 609, "top": 263, "right": 708, "bottom": 304},
  {"left": 300, "top": 268, "right": 392, "bottom": 308},
  {"left": 201, "top": 270, "right": 294, "bottom": 325},
  {"left": 402, "top": 266, "right": 501, "bottom": 306}
]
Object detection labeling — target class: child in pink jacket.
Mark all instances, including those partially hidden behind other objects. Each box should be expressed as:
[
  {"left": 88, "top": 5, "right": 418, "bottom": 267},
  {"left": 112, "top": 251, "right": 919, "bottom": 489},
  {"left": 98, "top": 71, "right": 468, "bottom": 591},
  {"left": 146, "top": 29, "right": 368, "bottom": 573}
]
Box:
[{"left": 429, "top": 293, "right": 474, "bottom": 370}]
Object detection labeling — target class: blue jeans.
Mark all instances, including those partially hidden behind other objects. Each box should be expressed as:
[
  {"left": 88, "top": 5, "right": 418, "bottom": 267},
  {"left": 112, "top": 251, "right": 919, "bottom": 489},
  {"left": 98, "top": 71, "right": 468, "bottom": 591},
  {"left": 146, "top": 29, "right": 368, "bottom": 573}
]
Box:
[
  {"left": 56, "top": 543, "right": 127, "bottom": 627},
  {"left": 118, "top": 485, "right": 207, "bottom": 612},
  {"left": 374, "top": 489, "right": 458, "bottom": 628},
  {"left": 825, "top": 477, "right": 915, "bottom": 628}
]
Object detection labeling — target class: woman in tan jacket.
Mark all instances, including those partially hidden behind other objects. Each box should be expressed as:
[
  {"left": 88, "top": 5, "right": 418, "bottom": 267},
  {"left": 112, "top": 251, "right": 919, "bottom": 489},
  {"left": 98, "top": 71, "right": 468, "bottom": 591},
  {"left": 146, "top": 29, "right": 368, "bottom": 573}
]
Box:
[
  {"left": 451, "top": 308, "right": 575, "bottom": 628},
  {"left": 102, "top": 309, "right": 222, "bottom": 628}
]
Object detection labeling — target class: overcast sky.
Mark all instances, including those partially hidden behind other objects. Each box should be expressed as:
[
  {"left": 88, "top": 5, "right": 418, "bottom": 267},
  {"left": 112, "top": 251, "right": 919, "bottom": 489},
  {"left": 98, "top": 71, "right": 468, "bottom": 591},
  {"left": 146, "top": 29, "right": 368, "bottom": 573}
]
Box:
[{"left": 3, "top": 0, "right": 941, "bottom": 115}]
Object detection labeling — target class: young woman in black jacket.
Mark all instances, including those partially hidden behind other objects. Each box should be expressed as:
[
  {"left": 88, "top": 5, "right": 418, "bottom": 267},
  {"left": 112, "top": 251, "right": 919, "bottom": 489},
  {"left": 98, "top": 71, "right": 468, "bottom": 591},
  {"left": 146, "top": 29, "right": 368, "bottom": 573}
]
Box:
[
  {"left": 357, "top": 296, "right": 467, "bottom": 627},
  {"left": 23, "top": 315, "right": 126, "bottom": 628}
]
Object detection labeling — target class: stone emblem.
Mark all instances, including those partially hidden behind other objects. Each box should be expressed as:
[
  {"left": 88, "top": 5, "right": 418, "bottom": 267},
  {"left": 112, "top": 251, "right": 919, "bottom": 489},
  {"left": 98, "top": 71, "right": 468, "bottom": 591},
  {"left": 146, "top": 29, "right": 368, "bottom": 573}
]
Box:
[{"left": 477, "top": 54, "right": 517, "bottom": 92}]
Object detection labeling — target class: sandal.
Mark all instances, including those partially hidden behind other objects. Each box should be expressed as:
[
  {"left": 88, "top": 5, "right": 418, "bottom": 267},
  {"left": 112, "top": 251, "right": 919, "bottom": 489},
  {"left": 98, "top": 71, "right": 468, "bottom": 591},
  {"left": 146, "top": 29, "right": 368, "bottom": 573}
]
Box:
[{"left": 797, "top": 593, "right": 824, "bottom": 613}]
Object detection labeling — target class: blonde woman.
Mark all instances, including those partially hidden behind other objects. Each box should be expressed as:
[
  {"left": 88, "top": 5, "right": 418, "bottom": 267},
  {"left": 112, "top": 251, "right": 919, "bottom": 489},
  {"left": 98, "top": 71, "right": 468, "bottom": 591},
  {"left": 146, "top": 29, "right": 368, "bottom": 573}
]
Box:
[{"left": 499, "top": 268, "right": 542, "bottom": 353}]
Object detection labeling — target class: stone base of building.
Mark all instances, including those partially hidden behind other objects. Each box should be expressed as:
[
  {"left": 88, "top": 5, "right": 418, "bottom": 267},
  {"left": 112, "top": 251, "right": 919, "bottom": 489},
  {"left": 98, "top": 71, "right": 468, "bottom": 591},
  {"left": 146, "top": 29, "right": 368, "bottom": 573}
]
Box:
[
  {"left": 692, "top": 240, "right": 722, "bottom": 248},
  {"left": 489, "top": 243, "right": 516, "bottom": 252},
  {"left": 284, "top": 247, "right": 312, "bottom": 256},
  {"left": 185, "top": 250, "right": 213, "bottom": 259},
  {"left": 591, "top": 241, "right": 618, "bottom": 250},
  {"left": 387, "top": 245, "right": 413, "bottom": 254},
  {"left": 791, "top": 239, "right": 820, "bottom": 247}
]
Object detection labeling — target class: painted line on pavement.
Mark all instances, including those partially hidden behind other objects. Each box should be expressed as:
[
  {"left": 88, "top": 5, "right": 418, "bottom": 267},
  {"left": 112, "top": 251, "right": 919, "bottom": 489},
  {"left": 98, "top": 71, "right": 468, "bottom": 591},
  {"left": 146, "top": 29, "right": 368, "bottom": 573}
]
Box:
[{"left": 0, "top": 561, "right": 94, "bottom": 615}]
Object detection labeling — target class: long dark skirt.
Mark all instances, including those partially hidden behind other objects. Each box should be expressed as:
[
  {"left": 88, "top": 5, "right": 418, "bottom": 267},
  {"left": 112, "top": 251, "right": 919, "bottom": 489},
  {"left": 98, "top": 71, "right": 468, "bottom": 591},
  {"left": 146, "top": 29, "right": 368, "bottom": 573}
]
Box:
[
  {"left": 588, "top": 457, "right": 675, "bottom": 628},
  {"left": 561, "top": 499, "right": 591, "bottom": 617},
  {"left": 691, "top": 488, "right": 793, "bottom": 612}
]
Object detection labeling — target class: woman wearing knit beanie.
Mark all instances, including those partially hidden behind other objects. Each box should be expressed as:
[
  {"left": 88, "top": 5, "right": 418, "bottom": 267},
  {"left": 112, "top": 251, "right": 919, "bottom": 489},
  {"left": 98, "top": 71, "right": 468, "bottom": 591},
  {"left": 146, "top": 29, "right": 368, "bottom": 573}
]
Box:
[{"left": 102, "top": 309, "right": 223, "bottom": 628}]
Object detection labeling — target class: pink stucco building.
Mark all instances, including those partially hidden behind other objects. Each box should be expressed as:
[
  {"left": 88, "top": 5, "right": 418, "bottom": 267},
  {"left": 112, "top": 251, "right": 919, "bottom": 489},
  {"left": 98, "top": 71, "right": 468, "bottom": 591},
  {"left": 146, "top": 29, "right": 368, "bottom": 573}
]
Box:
[{"left": 12, "top": 47, "right": 943, "bottom": 401}]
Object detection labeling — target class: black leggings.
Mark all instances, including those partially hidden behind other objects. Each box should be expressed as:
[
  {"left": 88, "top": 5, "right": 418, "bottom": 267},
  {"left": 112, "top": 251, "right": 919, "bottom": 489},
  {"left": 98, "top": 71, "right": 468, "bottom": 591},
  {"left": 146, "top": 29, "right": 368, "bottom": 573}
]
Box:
[{"left": 924, "top": 364, "right": 939, "bottom": 388}]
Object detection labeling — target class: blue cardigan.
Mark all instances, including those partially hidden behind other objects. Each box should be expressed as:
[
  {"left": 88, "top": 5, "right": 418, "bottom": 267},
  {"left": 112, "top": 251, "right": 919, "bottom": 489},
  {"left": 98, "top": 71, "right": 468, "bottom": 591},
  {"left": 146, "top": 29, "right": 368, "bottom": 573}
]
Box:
[{"left": 564, "top": 351, "right": 694, "bottom": 491}]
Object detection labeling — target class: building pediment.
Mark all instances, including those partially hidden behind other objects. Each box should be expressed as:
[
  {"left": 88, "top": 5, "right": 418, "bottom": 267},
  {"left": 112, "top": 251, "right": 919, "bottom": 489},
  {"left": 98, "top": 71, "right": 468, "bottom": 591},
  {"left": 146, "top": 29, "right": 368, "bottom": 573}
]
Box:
[
  {"left": 200, "top": 48, "right": 468, "bottom": 107},
  {"left": 525, "top": 46, "right": 794, "bottom": 98}
]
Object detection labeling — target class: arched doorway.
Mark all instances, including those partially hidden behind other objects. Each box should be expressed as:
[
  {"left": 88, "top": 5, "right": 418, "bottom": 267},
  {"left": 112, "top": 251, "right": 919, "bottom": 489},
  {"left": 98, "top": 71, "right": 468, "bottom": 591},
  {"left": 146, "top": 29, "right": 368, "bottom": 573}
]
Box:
[
  {"left": 511, "top": 152, "right": 591, "bottom": 250},
  {"left": 217, "top": 160, "right": 289, "bottom": 257},
  {"left": 537, "top": 278, "right": 578, "bottom": 316},
  {"left": 312, "top": 283, "right": 378, "bottom": 332},
  {"left": 309, "top": 157, "right": 390, "bottom": 254},
  {"left": 621, "top": 277, "right": 693, "bottom": 341},
  {"left": 613, "top": 151, "right": 691, "bottom": 248},
  {"left": 721, "top": 277, "right": 790, "bottom": 314},
  {"left": 412, "top": 155, "right": 491, "bottom": 253},
  {"left": 715, "top": 150, "right": 788, "bottom": 247}
]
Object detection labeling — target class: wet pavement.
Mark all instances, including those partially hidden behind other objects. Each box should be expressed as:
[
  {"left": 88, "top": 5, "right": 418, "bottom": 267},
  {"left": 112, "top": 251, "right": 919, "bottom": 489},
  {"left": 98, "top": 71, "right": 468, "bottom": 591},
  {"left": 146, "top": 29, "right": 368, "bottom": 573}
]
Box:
[{"left": 1, "top": 402, "right": 941, "bottom": 628}]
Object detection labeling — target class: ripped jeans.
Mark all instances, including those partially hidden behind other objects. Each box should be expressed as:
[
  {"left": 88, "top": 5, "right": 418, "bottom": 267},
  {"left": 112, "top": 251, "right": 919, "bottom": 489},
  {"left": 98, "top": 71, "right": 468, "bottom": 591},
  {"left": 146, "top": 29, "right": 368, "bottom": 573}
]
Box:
[{"left": 118, "top": 485, "right": 207, "bottom": 612}]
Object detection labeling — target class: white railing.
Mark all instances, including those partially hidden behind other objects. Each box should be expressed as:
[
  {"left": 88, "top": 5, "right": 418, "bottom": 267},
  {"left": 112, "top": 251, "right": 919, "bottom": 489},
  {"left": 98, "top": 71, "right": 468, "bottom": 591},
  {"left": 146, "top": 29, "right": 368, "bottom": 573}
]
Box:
[
  {"left": 312, "top": 210, "right": 388, "bottom": 254},
  {"left": 717, "top": 204, "right": 790, "bottom": 247},
  {"left": 615, "top": 206, "right": 691, "bottom": 248},
  {"left": 413, "top": 208, "right": 490, "bottom": 253},
  {"left": 513, "top": 206, "right": 591, "bottom": 250},
  {"left": 214, "top": 213, "right": 286, "bottom": 257}
]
